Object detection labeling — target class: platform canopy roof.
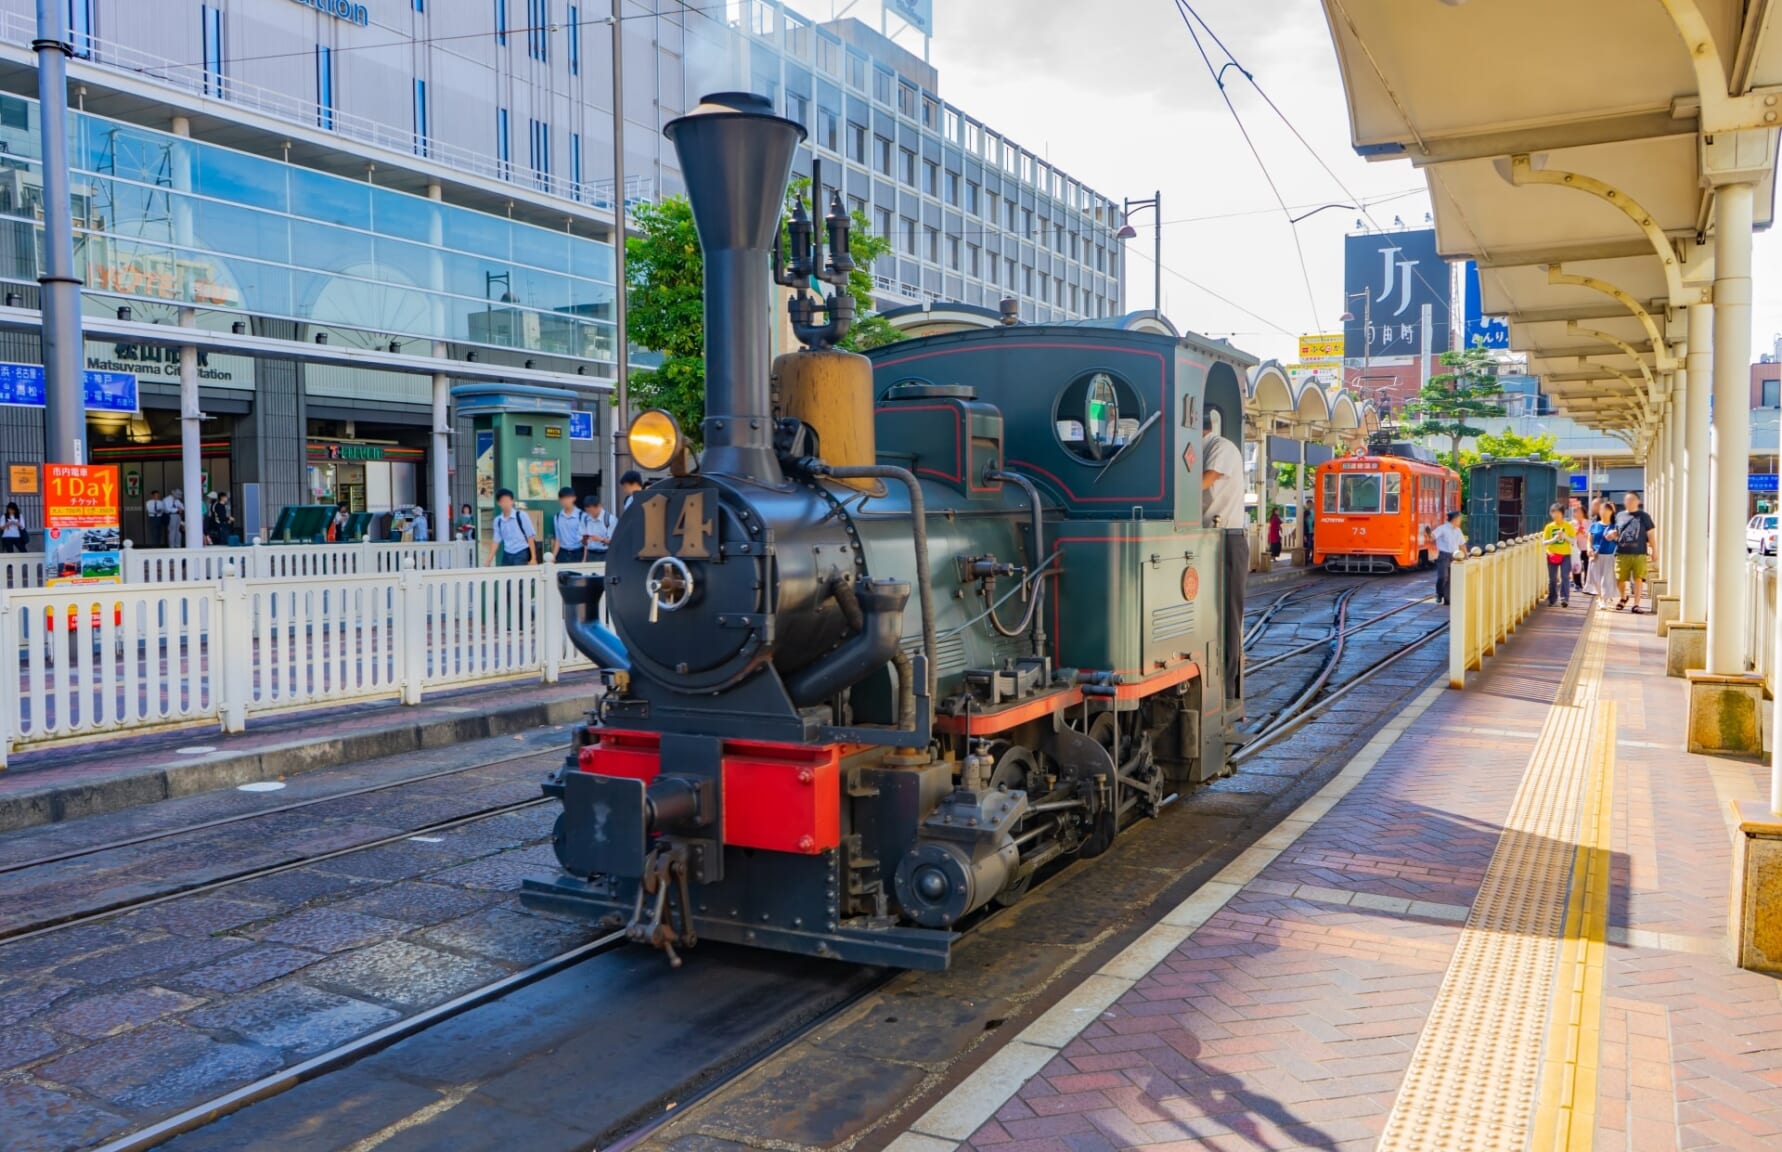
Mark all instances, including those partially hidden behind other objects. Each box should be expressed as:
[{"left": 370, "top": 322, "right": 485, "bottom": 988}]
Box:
[{"left": 1319, "top": 0, "right": 1782, "bottom": 439}]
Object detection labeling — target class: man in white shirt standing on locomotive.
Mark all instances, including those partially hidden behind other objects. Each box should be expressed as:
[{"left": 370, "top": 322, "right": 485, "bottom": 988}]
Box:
[{"left": 1201, "top": 409, "right": 1247, "bottom": 701}]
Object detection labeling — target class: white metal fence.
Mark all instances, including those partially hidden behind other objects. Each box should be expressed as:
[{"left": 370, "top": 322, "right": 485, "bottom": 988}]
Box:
[
  {"left": 0, "top": 558, "right": 605, "bottom": 764},
  {"left": 0, "top": 541, "right": 478, "bottom": 590}
]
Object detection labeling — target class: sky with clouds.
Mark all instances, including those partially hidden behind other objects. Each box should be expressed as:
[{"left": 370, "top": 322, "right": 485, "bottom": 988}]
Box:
[{"left": 845, "top": 0, "right": 1782, "bottom": 368}]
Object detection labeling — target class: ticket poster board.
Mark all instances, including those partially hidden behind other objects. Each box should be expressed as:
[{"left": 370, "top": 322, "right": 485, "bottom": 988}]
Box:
[{"left": 45, "top": 463, "right": 122, "bottom": 587}]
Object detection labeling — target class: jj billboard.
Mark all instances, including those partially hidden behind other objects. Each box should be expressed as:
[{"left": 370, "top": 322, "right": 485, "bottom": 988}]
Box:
[
  {"left": 1343, "top": 228, "right": 1451, "bottom": 360},
  {"left": 886, "top": 0, "right": 933, "bottom": 34}
]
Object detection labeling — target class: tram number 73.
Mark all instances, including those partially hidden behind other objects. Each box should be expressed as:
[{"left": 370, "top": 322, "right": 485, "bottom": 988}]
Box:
[{"left": 637, "top": 491, "right": 715, "bottom": 559}]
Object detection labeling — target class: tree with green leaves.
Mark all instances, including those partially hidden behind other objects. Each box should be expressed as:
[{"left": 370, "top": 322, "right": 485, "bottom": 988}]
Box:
[
  {"left": 1472, "top": 428, "right": 1574, "bottom": 469},
  {"left": 1404, "top": 342, "right": 1507, "bottom": 468},
  {"left": 623, "top": 181, "right": 902, "bottom": 444}
]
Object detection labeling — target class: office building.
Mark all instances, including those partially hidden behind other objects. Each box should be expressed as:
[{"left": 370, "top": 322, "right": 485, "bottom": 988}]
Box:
[{"left": 0, "top": 1, "right": 1122, "bottom": 538}]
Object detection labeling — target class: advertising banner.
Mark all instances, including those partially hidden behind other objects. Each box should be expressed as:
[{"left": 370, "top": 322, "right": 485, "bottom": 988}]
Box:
[
  {"left": 886, "top": 0, "right": 933, "bottom": 34},
  {"left": 474, "top": 431, "right": 495, "bottom": 503},
  {"left": 44, "top": 463, "right": 122, "bottom": 586},
  {"left": 1342, "top": 229, "right": 1452, "bottom": 360},
  {"left": 1463, "top": 261, "right": 1510, "bottom": 350},
  {"left": 1298, "top": 334, "right": 1344, "bottom": 368}
]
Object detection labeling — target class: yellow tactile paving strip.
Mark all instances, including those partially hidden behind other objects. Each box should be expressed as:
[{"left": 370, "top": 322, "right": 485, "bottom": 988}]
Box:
[
  {"left": 1376, "top": 613, "right": 1609, "bottom": 1152},
  {"left": 1530, "top": 703, "right": 1616, "bottom": 1152}
]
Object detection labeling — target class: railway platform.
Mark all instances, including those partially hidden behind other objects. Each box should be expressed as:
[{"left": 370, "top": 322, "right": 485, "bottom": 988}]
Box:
[{"left": 881, "top": 604, "right": 1782, "bottom": 1152}]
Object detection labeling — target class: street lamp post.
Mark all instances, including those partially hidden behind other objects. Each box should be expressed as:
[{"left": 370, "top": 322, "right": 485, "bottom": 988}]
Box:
[
  {"left": 607, "top": 9, "right": 631, "bottom": 509},
  {"left": 1339, "top": 290, "right": 1373, "bottom": 390},
  {"left": 1116, "top": 191, "right": 1162, "bottom": 320}
]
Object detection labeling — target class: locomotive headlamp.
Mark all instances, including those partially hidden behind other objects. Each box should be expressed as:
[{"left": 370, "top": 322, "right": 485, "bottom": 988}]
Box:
[{"left": 628, "top": 409, "right": 684, "bottom": 472}]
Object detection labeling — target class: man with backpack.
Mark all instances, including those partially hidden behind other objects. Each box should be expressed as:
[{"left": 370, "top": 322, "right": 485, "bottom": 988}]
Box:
[{"left": 1609, "top": 492, "right": 1658, "bottom": 613}]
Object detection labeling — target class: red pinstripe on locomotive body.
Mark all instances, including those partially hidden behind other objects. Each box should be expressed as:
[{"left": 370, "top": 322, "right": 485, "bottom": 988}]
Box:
[{"left": 1311, "top": 452, "right": 1460, "bottom": 574}]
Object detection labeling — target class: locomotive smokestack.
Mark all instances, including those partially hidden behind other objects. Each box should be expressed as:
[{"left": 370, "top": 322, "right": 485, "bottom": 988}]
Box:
[{"left": 664, "top": 92, "right": 806, "bottom": 481}]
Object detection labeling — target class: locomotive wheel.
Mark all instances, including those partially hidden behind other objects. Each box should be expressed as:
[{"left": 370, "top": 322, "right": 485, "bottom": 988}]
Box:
[{"left": 990, "top": 743, "right": 1039, "bottom": 793}]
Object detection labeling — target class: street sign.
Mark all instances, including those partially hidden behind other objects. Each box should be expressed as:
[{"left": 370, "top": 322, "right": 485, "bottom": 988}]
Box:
[
  {"left": 1570, "top": 474, "right": 1587, "bottom": 493},
  {"left": 0, "top": 362, "right": 139, "bottom": 413},
  {"left": 1751, "top": 474, "right": 1778, "bottom": 493},
  {"left": 569, "top": 410, "right": 594, "bottom": 441}
]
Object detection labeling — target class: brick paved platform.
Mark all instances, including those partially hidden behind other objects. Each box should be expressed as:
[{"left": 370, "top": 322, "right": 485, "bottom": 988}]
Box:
[{"left": 886, "top": 603, "right": 1782, "bottom": 1152}]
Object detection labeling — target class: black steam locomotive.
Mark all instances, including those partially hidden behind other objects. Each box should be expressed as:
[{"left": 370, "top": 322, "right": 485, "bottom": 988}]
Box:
[{"left": 523, "top": 92, "right": 1248, "bottom": 970}]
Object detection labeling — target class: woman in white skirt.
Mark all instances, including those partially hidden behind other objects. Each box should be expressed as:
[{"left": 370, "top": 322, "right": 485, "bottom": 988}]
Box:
[{"left": 1584, "top": 502, "right": 1617, "bottom": 604}]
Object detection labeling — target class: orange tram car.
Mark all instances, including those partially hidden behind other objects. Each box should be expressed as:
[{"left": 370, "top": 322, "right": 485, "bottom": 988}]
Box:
[{"left": 1311, "top": 446, "right": 1460, "bottom": 574}]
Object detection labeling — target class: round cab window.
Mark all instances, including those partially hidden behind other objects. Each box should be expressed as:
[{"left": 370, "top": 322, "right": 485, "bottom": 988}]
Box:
[{"left": 1055, "top": 371, "right": 1143, "bottom": 463}]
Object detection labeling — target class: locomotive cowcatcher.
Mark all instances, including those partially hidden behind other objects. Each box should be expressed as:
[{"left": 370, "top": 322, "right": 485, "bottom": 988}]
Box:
[{"left": 523, "top": 92, "right": 1250, "bottom": 970}]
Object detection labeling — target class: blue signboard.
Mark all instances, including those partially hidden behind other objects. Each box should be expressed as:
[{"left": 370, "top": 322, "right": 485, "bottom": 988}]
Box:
[
  {"left": 1463, "top": 261, "right": 1510, "bottom": 350},
  {"left": 569, "top": 410, "right": 594, "bottom": 441},
  {"left": 1343, "top": 228, "right": 1452, "bottom": 360},
  {"left": 1750, "top": 474, "right": 1778, "bottom": 493},
  {"left": 1570, "top": 474, "right": 1588, "bottom": 494},
  {"left": 0, "top": 363, "right": 138, "bottom": 414}
]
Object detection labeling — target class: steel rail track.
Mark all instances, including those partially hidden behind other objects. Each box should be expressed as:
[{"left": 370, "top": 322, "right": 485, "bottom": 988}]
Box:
[
  {"left": 0, "top": 794, "right": 556, "bottom": 946},
  {"left": 0, "top": 741, "right": 575, "bottom": 877},
  {"left": 85, "top": 932, "right": 628, "bottom": 1152}
]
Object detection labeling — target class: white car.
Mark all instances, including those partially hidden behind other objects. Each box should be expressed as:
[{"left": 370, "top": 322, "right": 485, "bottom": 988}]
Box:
[{"left": 1748, "top": 515, "right": 1778, "bottom": 555}]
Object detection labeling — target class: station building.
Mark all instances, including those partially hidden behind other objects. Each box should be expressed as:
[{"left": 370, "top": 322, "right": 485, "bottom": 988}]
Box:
[{"left": 0, "top": 0, "right": 1123, "bottom": 539}]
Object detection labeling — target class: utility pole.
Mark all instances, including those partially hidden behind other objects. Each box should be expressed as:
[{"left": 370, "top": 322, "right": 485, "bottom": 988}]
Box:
[
  {"left": 607, "top": 4, "right": 631, "bottom": 509},
  {"left": 34, "top": 0, "right": 85, "bottom": 464}
]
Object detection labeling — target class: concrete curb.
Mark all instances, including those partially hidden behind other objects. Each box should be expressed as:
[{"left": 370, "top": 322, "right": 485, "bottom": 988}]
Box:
[{"left": 0, "top": 695, "right": 591, "bottom": 834}]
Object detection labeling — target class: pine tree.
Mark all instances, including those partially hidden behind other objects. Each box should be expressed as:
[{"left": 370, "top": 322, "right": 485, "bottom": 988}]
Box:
[{"left": 1404, "top": 342, "right": 1507, "bottom": 468}]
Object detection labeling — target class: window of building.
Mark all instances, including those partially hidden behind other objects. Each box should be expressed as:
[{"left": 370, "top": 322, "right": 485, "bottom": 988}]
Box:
[
  {"left": 985, "top": 191, "right": 998, "bottom": 223},
  {"left": 1005, "top": 200, "right": 1017, "bottom": 230},
  {"left": 877, "top": 206, "right": 893, "bottom": 242},
  {"left": 570, "top": 132, "right": 582, "bottom": 199},
  {"left": 1024, "top": 266, "right": 1034, "bottom": 296},
  {"left": 1038, "top": 273, "right": 1049, "bottom": 303},
  {"left": 923, "top": 160, "right": 938, "bottom": 196},
  {"left": 413, "top": 79, "right": 429, "bottom": 156},
  {"left": 947, "top": 235, "right": 960, "bottom": 270},
  {"left": 925, "top": 226, "right": 939, "bottom": 263},
  {"left": 786, "top": 14, "right": 810, "bottom": 59},
  {"left": 943, "top": 170, "right": 958, "bottom": 205},
  {"left": 1006, "top": 257, "right": 1017, "bottom": 288},
  {"left": 875, "top": 136, "right": 893, "bottom": 176},
  {"left": 1070, "top": 285, "right": 1079, "bottom": 313},
  {"left": 1023, "top": 208, "right": 1034, "bottom": 235},
  {"left": 873, "top": 67, "right": 893, "bottom": 105},
  {"left": 898, "top": 81, "right": 918, "bottom": 119},
  {"left": 786, "top": 91, "right": 808, "bottom": 128},
  {"left": 201, "top": 5, "right": 223, "bottom": 95},
  {"left": 901, "top": 216, "right": 917, "bottom": 256},
  {"left": 1070, "top": 232, "right": 1079, "bottom": 261},
  {"left": 528, "top": 0, "right": 548, "bottom": 62},
  {"left": 750, "top": 1, "right": 773, "bottom": 37},
  {"left": 965, "top": 120, "right": 980, "bottom": 152},
  {"left": 965, "top": 181, "right": 979, "bottom": 213},
  {"left": 1054, "top": 227, "right": 1064, "bottom": 254},
  {"left": 817, "top": 107, "right": 838, "bottom": 152},
  {"left": 848, "top": 195, "right": 866, "bottom": 221},
  {"left": 568, "top": 5, "right": 580, "bottom": 74},
  {"left": 316, "top": 45, "right": 335, "bottom": 130},
  {"left": 1766, "top": 378, "right": 1780, "bottom": 408},
  {"left": 496, "top": 106, "right": 511, "bottom": 174},
  {"left": 530, "top": 118, "right": 551, "bottom": 186},
  {"left": 846, "top": 51, "right": 867, "bottom": 91},
  {"left": 495, "top": 0, "right": 507, "bottom": 45},
  {"left": 1096, "top": 244, "right": 1106, "bottom": 272},
  {"left": 967, "top": 244, "right": 980, "bottom": 277},
  {"left": 70, "top": 0, "right": 94, "bottom": 57},
  {"left": 900, "top": 148, "right": 916, "bottom": 185},
  {"left": 847, "top": 122, "right": 866, "bottom": 163},
  {"left": 816, "top": 35, "right": 839, "bottom": 76}
]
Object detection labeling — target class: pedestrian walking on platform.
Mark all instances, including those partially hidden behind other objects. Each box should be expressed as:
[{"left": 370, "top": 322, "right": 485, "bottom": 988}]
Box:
[
  {"left": 1542, "top": 503, "right": 1573, "bottom": 607},
  {"left": 1267, "top": 507, "right": 1283, "bottom": 559},
  {"left": 1611, "top": 492, "right": 1657, "bottom": 613},
  {"left": 1432, "top": 509, "right": 1464, "bottom": 605},
  {"left": 582, "top": 493, "right": 615, "bottom": 557},
  {"left": 1586, "top": 501, "right": 1616, "bottom": 607},
  {"left": 553, "top": 487, "right": 590, "bottom": 563},
  {"left": 1571, "top": 506, "right": 1589, "bottom": 592}
]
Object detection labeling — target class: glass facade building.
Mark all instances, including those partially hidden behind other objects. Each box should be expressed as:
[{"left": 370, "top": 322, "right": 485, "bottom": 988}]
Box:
[{"left": 0, "top": 0, "right": 1125, "bottom": 534}]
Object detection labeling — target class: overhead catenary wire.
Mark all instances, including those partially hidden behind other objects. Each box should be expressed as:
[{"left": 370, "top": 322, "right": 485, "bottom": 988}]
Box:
[{"left": 1169, "top": 0, "right": 1322, "bottom": 333}]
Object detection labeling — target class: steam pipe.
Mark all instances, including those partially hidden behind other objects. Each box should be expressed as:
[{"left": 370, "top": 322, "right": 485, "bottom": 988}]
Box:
[
  {"left": 986, "top": 469, "right": 1048, "bottom": 654},
  {"left": 784, "top": 580, "right": 911, "bottom": 707},
  {"left": 804, "top": 462, "right": 936, "bottom": 700},
  {"left": 559, "top": 572, "right": 631, "bottom": 671}
]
